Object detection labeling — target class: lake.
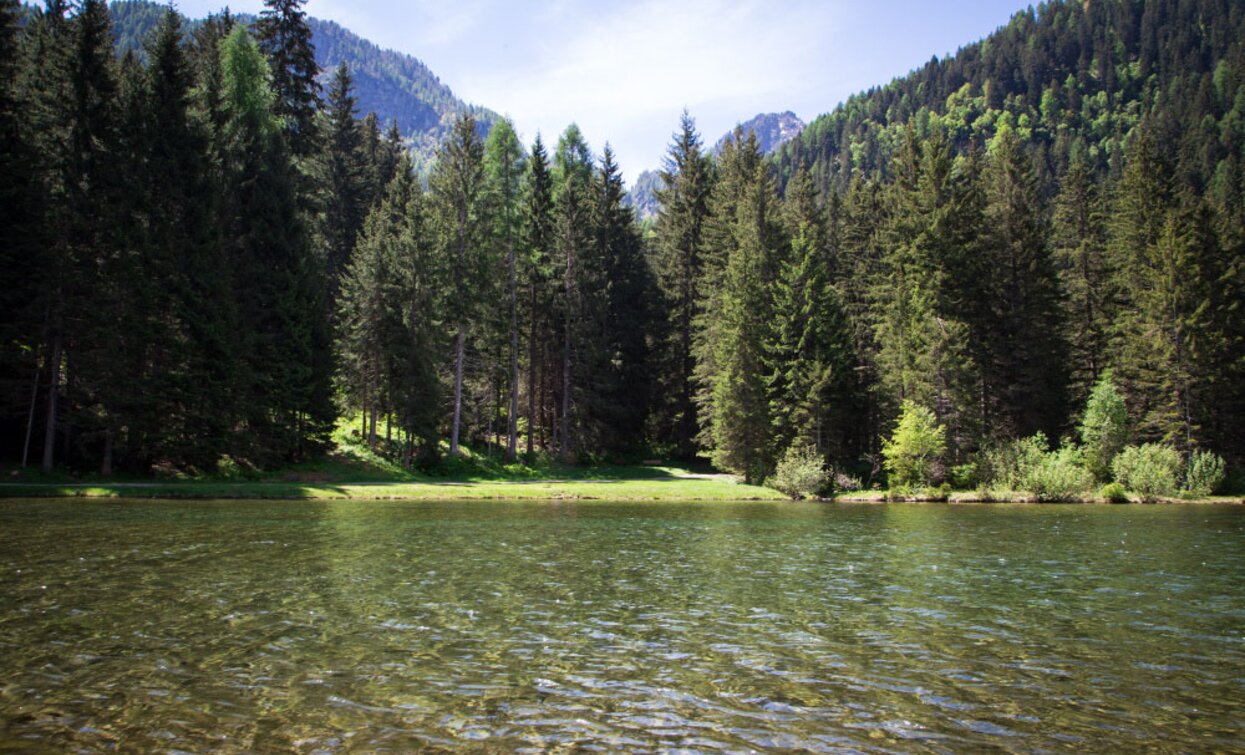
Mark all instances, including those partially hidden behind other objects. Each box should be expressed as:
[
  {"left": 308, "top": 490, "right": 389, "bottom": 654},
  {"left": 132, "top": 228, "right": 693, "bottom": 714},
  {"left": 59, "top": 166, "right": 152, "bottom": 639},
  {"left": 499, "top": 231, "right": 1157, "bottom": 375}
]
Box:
[{"left": 1, "top": 499, "right": 1242, "bottom": 752}]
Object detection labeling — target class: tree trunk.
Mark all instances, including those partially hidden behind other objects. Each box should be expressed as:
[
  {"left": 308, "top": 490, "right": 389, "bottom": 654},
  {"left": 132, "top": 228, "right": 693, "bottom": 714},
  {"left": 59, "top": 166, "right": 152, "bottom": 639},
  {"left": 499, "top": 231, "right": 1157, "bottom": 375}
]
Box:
[
  {"left": 41, "top": 333, "right": 62, "bottom": 472},
  {"left": 22, "top": 346, "right": 40, "bottom": 469},
  {"left": 450, "top": 325, "right": 465, "bottom": 455},
  {"left": 527, "top": 283, "right": 538, "bottom": 457},
  {"left": 507, "top": 236, "right": 519, "bottom": 462},
  {"left": 101, "top": 429, "right": 113, "bottom": 476}
]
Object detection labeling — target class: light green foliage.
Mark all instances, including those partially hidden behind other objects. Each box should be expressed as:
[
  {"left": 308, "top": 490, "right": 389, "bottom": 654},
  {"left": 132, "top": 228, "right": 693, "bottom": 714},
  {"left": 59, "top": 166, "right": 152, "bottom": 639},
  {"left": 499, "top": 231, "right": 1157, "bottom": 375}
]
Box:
[
  {"left": 1021, "top": 445, "right": 1094, "bottom": 502},
  {"left": 770, "top": 445, "right": 829, "bottom": 500},
  {"left": 1112, "top": 444, "right": 1182, "bottom": 501},
  {"left": 219, "top": 26, "right": 278, "bottom": 141},
  {"left": 1079, "top": 369, "right": 1128, "bottom": 480},
  {"left": 1100, "top": 482, "right": 1128, "bottom": 503},
  {"left": 1183, "top": 449, "right": 1225, "bottom": 497},
  {"left": 882, "top": 401, "right": 946, "bottom": 489},
  {"left": 979, "top": 433, "right": 1048, "bottom": 491}
]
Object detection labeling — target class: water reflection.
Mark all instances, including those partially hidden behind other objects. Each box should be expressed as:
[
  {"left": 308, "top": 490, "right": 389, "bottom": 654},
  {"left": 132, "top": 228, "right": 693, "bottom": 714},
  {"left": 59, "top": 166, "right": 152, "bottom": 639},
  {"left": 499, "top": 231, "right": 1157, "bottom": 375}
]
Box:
[{"left": 0, "top": 500, "right": 1242, "bottom": 751}]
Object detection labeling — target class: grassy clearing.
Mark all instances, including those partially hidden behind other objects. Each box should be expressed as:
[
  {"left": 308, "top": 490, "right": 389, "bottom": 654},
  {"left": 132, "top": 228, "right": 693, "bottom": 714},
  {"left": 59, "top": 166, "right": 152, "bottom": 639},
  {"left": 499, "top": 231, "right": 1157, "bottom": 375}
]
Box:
[
  {"left": 0, "top": 429, "right": 785, "bottom": 501},
  {"left": 0, "top": 473, "right": 784, "bottom": 502}
]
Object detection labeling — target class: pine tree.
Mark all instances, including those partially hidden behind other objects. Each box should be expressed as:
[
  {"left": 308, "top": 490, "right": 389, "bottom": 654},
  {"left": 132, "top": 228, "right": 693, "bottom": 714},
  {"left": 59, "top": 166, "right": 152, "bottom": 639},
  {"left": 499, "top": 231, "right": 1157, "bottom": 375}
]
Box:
[
  {"left": 319, "top": 61, "right": 367, "bottom": 304},
  {"left": 522, "top": 135, "right": 555, "bottom": 456},
  {"left": 697, "top": 130, "right": 781, "bottom": 482},
  {"left": 1053, "top": 150, "right": 1112, "bottom": 410},
  {"left": 594, "top": 144, "right": 653, "bottom": 453},
  {"left": 429, "top": 113, "right": 487, "bottom": 457},
  {"left": 651, "top": 110, "right": 713, "bottom": 458},
  {"left": 977, "top": 125, "right": 1067, "bottom": 440},
  {"left": 769, "top": 169, "right": 856, "bottom": 464},
  {"left": 253, "top": 0, "right": 320, "bottom": 158},
  {"left": 219, "top": 25, "right": 332, "bottom": 463},
  {"left": 551, "top": 124, "right": 595, "bottom": 459},
  {"left": 483, "top": 118, "right": 525, "bottom": 460}
]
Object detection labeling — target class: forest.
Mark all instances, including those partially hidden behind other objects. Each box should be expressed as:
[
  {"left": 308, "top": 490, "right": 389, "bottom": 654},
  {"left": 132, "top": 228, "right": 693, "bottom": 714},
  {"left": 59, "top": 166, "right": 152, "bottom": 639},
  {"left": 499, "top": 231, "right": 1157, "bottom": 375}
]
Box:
[{"left": 0, "top": 0, "right": 1241, "bottom": 498}]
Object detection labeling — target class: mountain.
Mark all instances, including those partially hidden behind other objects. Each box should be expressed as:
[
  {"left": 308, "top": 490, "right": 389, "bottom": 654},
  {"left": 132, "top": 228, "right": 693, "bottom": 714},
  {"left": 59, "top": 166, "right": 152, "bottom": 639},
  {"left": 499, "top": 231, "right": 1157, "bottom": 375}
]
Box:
[
  {"left": 107, "top": 1, "right": 497, "bottom": 166},
  {"left": 627, "top": 111, "right": 805, "bottom": 221},
  {"left": 774, "top": 0, "right": 1245, "bottom": 197},
  {"left": 713, "top": 111, "right": 805, "bottom": 155}
]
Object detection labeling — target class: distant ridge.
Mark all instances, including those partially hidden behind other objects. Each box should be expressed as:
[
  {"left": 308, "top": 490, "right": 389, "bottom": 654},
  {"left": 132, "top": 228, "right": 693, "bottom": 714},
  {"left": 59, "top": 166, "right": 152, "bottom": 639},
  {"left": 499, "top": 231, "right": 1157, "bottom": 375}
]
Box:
[{"left": 107, "top": 0, "right": 498, "bottom": 165}]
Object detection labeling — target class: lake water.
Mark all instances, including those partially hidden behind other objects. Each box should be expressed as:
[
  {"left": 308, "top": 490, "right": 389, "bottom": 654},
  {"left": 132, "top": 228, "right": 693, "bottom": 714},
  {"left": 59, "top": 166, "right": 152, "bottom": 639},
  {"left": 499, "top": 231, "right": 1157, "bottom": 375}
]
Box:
[{"left": 0, "top": 499, "right": 1242, "bottom": 752}]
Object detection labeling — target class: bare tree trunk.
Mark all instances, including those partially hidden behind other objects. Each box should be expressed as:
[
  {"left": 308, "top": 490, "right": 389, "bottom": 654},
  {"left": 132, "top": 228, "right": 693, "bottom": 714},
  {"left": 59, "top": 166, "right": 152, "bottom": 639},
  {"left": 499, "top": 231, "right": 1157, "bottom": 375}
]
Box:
[
  {"left": 41, "top": 333, "right": 62, "bottom": 472},
  {"left": 507, "top": 235, "right": 519, "bottom": 462},
  {"left": 22, "top": 345, "right": 40, "bottom": 468},
  {"left": 450, "top": 325, "right": 465, "bottom": 456},
  {"left": 527, "top": 284, "right": 538, "bottom": 457}
]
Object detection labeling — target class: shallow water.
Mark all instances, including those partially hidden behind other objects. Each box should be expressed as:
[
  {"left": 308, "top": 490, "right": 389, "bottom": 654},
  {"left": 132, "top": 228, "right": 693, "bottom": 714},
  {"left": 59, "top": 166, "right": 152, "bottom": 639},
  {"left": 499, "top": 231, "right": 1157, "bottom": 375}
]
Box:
[{"left": 0, "top": 499, "right": 1242, "bottom": 752}]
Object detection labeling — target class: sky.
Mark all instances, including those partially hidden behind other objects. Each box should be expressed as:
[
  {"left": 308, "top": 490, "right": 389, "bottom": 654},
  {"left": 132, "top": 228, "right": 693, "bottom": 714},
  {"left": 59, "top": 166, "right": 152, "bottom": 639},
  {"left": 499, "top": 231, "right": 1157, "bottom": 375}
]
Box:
[{"left": 172, "top": 0, "right": 1029, "bottom": 184}]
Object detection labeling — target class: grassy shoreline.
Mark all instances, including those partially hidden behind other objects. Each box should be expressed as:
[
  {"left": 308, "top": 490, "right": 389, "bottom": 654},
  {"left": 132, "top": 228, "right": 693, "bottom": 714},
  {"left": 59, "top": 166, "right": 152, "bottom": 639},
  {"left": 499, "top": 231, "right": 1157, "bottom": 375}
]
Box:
[{"left": 2, "top": 479, "right": 1240, "bottom": 503}]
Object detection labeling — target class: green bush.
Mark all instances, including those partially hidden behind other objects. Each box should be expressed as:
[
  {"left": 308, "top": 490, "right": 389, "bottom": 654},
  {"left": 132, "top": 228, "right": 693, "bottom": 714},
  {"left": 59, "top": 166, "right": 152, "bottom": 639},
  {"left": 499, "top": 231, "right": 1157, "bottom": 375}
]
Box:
[
  {"left": 882, "top": 402, "right": 946, "bottom": 489},
  {"left": 1112, "top": 444, "right": 1181, "bottom": 501},
  {"left": 978, "top": 433, "right": 1048, "bottom": 491},
  {"left": 1100, "top": 482, "right": 1129, "bottom": 503},
  {"left": 770, "top": 445, "right": 829, "bottom": 500},
  {"left": 1079, "top": 370, "right": 1129, "bottom": 481},
  {"left": 1020, "top": 445, "right": 1095, "bottom": 502},
  {"left": 1183, "top": 449, "right": 1226, "bottom": 497}
]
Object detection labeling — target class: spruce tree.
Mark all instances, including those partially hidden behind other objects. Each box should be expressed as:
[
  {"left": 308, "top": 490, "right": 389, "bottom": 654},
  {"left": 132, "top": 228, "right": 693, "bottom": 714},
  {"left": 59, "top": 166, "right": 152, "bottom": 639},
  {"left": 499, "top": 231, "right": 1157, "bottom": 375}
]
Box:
[
  {"left": 522, "top": 135, "right": 555, "bottom": 456},
  {"left": 697, "top": 130, "right": 781, "bottom": 482},
  {"left": 651, "top": 110, "right": 713, "bottom": 458},
  {"left": 253, "top": 0, "right": 320, "bottom": 158},
  {"left": 319, "top": 61, "right": 367, "bottom": 305},
  {"left": 429, "top": 113, "right": 487, "bottom": 456}
]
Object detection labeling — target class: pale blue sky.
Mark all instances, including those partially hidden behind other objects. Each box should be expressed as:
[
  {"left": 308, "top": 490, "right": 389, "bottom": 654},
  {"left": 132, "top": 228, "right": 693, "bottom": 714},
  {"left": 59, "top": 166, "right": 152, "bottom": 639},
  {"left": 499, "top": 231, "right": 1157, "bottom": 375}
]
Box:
[{"left": 172, "top": 0, "right": 1030, "bottom": 183}]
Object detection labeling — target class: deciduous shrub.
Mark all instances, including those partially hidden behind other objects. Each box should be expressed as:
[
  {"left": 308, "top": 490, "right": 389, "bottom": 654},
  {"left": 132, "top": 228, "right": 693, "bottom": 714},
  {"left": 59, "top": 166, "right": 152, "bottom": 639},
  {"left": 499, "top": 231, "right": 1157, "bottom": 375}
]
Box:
[
  {"left": 881, "top": 402, "right": 946, "bottom": 489},
  {"left": 1183, "top": 450, "right": 1226, "bottom": 497},
  {"left": 1112, "top": 444, "right": 1181, "bottom": 501},
  {"left": 978, "top": 433, "right": 1048, "bottom": 492},
  {"left": 1079, "top": 370, "right": 1129, "bottom": 481},
  {"left": 1100, "top": 482, "right": 1129, "bottom": 503},
  {"left": 770, "top": 445, "right": 829, "bottom": 500},
  {"left": 1020, "top": 445, "right": 1095, "bottom": 502}
]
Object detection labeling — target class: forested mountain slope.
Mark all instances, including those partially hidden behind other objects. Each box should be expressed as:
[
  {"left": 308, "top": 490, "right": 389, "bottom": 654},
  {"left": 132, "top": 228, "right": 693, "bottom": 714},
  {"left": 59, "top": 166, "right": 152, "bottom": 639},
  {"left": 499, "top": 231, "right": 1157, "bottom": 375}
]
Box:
[
  {"left": 775, "top": 0, "right": 1245, "bottom": 199},
  {"left": 108, "top": 0, "right": 497, "bottom": 164}
]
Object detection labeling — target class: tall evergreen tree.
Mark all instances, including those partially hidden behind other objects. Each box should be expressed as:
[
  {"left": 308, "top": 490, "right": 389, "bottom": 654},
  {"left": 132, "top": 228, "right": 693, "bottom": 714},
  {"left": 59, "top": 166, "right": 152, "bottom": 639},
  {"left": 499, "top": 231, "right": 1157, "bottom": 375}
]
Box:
[
  {"left": 318, "top": 61, "right": 367, "bottom": 304},
  {"left": 551, "top": 124, "right": 595, "bottom": 458},
  {"left": 219, "top": 24, "right": 332, "bottom": 463},
  {"left": 483, "top": 118, "right": 525, "bottom": 460},
  {"left": 429, "top": 113, "right": 487, "bottom": 457},
  {"left": 651, "top": 110, "right": 713, "bottom": 458},
  {"left": 594, "top": 144, "right": 653, "bottom": 453},
  {"left": 253, "top": 0, "right": 319, "bottom": 157},
  {"left": 696, "top": 130, "right": 781, "bottom": 482},
  {"left": 522, "top": 135, "right": 555, "bottom": 456},
  {"left": 768, "top": 169, "right": 856, "bottom": 464}
]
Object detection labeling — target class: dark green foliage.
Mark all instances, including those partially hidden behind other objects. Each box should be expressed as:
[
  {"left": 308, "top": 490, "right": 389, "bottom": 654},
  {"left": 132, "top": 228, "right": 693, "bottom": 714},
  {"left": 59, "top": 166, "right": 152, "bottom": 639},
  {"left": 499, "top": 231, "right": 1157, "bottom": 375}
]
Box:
[
  {"left": 697, "top": 130, "right": 782, "bottom": 482},
  {"left": 253, "top": 0, "right": 319, "bottom": 157},
  {"left": 318, "top": 61, "right": 367, "bottom": 303}
]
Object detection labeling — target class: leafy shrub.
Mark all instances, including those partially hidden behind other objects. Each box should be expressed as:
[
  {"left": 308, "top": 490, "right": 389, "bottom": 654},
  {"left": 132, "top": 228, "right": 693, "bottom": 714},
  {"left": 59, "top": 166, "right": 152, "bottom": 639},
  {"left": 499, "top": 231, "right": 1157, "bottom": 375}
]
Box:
[
  {"left": 1100, "top": 482, "right": 1129, "bottom": 503},
  {"left": 950, "top": 462, "right": 978, "bottom": 490},
  {"left": 1112, "top": 444, "right": 1181, "bottom": 501},
  {"left": 1079, "top": 370, "right": 1129, "bottom": 481},
  {"left": 978, "top": 433, "right": 1048, "bottom": 491},
  {"left": 1020, "top": 445, "right": 1095, "bottom": 502},
  {"left": 882, "top": 401, "right": 946, "bottom": 489},
  {"left": 1183, "top": 450, "right": 1226, "bottom": 497},
  {"left": 770, "top": 445, "right": 829, "bottom": 500}
]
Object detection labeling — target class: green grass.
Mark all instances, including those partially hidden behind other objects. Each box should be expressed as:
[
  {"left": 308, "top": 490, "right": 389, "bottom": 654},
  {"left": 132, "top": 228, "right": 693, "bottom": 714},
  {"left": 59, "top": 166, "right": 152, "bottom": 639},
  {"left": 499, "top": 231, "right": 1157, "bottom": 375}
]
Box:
[{"left": 0, "top": 427, "right": 784, "bottom": 501}]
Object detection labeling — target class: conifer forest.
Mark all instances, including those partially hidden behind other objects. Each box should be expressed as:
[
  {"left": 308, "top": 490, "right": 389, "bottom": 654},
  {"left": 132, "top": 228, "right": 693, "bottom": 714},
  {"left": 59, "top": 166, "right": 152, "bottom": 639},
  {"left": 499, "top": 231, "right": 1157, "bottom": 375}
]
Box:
[{"left": 1, "top": 0, "right": 1243, "bottom": 492}]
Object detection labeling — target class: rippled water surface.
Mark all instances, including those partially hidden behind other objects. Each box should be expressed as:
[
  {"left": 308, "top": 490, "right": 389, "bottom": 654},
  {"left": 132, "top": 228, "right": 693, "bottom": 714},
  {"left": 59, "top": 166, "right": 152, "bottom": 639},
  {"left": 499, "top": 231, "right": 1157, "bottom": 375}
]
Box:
[{"left": 1, "top": 500, "right": 1243, "bottom": 752}]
